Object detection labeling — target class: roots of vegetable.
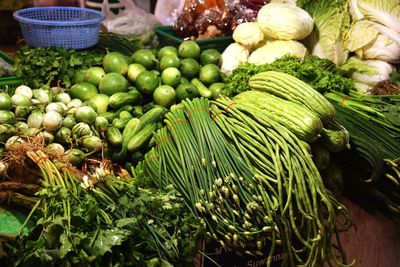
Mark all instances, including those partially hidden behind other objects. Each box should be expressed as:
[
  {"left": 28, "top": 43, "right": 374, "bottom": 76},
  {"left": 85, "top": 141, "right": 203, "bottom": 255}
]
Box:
[
  {"left": 369, "top": 80, "right": 400, "bottom": 95},
  {"left": 1, "top": 136, "right": 63, "bottom": 184}
]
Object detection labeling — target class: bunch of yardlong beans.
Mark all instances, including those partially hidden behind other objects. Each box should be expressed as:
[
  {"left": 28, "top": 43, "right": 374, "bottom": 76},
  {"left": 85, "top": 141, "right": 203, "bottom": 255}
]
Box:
[
  {"left": 144, "top": 98, "right": 281, "bottom": 265},
  {"left": 209, "top": 97, "right": 352, "bottom": 266}
]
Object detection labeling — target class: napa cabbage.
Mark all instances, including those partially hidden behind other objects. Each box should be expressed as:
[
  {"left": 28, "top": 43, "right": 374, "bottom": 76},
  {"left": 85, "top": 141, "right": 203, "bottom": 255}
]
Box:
[
  {"left": 257, "top": 2, "right": 314, "bottom": 40},
  {"left": 298, "top": 0, "right": 351, "bottom": 66}
]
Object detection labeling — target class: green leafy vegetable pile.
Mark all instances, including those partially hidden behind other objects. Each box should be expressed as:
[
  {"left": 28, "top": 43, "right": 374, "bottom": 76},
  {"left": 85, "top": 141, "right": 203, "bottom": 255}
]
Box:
[
  {"left": 3, "top": 151, "right": 204, "bottom": 267},
  {"left": 223, "top": 55, "right": 356, "bottom": 96},
  {"left": 14, "top": 46, "right": 104, "bottom": 89}
]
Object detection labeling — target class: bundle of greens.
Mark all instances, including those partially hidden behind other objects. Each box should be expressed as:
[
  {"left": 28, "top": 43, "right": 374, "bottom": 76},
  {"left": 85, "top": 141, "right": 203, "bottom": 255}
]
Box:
[
  {"left": 325, "top": 90, "right": 400, "bottom": 220},
  {"left": 94, "top": 32, "right": 144, "bottom": 56},
  {"left": 144, "top": 98, "right": 280, "bottom": 264},
  {"left": 143, "top": 97, "right": 351, "bottom": 266},
  {"left": 210, "top": 97, "right": 351, "bottom": 266},
  {"left": 14, "top": 46, "right": 104, "bottom": 89},
  {"left": 223, "top": 55, "right": 355, "bottom": 96},
  {"left": 3, "top": 151, "right": 204, "bottom": 267}
]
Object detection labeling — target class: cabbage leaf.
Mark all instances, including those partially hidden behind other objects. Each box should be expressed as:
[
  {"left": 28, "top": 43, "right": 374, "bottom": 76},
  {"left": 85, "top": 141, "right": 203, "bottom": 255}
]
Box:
[
  {"left": 345, "top": 20, "right": 379, "bottom": 52},
  {"left": 248, "top": 40, "right": 308, "bottom": 65},
  {"left": 356, "top": 0, "right": 400, "bottom": 33},
  {"left": 345, "top": 20, "right": 400, "bottom": 63},
  {"left": 298, "top": 0, "right": 351, "bottom": 66},
  {"left": 341, "top": 56, "right": 394, "bottom": 86}
]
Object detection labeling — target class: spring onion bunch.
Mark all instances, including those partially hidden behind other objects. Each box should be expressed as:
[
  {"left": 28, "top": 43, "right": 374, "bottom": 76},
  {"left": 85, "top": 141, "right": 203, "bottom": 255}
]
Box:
[{"left": 144, "top": 98, "right": 280, "bottom": 264}]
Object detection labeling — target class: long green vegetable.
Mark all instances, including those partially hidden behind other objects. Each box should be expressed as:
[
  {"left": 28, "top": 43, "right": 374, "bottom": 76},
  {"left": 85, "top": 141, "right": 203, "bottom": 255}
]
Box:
[
  {"left": 144, "top": 98, "right": 280, "bottom": 264},
  {"left": 210, "top": 97, "right": 352, "bottom": 266},
  {"left": 325, "top": 91, "right": 400, "bottom": 220},
  {"left": 143, "top": 97, "right": 351, "bottom": 266},
  {"left": 94, "top": 32, "right": 144, "bottom": 56}
]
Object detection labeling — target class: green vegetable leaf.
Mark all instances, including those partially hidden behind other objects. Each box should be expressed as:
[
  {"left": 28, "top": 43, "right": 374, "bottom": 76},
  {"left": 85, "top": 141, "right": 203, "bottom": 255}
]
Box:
[
  {"left": 91, "top": 228, "right": 130, "bottom": 256},
  {"left": 224, "top": 55, "right": 355, "bottom": 96}
]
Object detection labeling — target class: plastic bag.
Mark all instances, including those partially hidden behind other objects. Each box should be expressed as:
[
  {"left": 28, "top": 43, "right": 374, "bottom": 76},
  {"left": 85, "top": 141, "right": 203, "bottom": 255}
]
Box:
[
  {"left": 101, "top": 0, "right": 160, "bottom": 37},
  {"left": 154, "top": 0, "right": 185, "bottom": 26}
]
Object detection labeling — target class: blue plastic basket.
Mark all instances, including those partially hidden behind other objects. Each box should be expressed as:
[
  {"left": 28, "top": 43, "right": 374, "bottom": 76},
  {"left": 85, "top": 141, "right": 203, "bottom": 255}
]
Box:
[{"left": 13, "top": 6, "right": 104, "bottom": 50}]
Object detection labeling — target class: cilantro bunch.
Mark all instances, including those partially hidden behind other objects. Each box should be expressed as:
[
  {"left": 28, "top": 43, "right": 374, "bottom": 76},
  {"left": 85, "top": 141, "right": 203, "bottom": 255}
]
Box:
[
  {"left": 14, "top": 46, "right": 104, "bottom": 89},
  {"left": 3, "top": 157, "right": 204, "bottom": 267}
]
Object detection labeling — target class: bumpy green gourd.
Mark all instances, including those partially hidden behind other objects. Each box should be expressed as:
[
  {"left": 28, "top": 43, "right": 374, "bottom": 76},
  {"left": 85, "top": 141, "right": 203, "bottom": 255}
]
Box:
[
  {"left": 234, "top": 90, "right": 323, "bottom": 143},
  {"left": 249, "top": 71, "right": 336, "bottom": 123}
]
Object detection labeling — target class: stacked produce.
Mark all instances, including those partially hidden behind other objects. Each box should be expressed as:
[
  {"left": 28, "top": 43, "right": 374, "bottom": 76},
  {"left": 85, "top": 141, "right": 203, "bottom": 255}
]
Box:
[
  {"left": 218, "top": 0, "right": 400, "bottom": 225},
  {"left": 1, "top": 0, "right": 400, "bottom": 265},
  {"left": 297, "top": 0, "right": 400, "bottom": 93},
  {"left": 1, "top": 40, "right": 228, "bottom": 172},
  {"left": 221, "top": 0, "right": 400, "bottom": 93},
  {"left": 222, "top": 51, "right": 400, "bottom": 220},
  {"left": 143, "top": 96, "right": 351, "bottom": 266},
  {"left": 1, "top": 146, "right": 204, "bottom": 266},
  {"left": 1, "top": 39, "right": 357, "bottom": 266},
  {"left": 221, "top": 2, "right": 312, "bottom": 74}
]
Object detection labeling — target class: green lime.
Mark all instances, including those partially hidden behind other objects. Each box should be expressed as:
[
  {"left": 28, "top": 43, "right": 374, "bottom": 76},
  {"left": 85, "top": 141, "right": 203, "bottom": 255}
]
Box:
[
  {"left": 161, "top": 67, "right": 181, "bottom": 87},
  {"left": 179, "top": 58, "right": 200, "bottom": 79},
  {"left": 209, "top": 82, "right": 225, "bottom": 99},
  {"left": 158, "top": 46, "right": 179, "bottom": 59},
  {"left": 103, "top": 52, "right": 130, "bottom": 75},
  {"left": 70, "top": 82, "right": 98, "bottom": 101},
  {"left": 135, "top": 70, "right": 160, "bottom": 95},
  {"left": 175, "top": 83, "right": 198, "bottom": 101},
  {"left": 84, "top": 66, "right": 105, "bottom": 87},
  {"left": 153, "top": 85, "right": 176, "bottom": 108},
  {"left": 127, "top": 63, "right": 146, "bottom": 82},
  {"left": 200, "top": 49, "right": 222, "bottom": 67},
  {"left": 74, "top": 69, "right": 87, "bottom": 84},
  {"left": 199, "top": 64, "right": 221, "bottom": 85},
  {"left": 178, "top": 40, "right": 201, "bottom": 59},
  {"left": 98, "top": 73, "right": 130, "bottom": 96},
  {"left": 159, "top": 54, "right": 180, "bottom": 71},
  {"left": 131, "top": 49, "right": 157, "bottom": 70}
]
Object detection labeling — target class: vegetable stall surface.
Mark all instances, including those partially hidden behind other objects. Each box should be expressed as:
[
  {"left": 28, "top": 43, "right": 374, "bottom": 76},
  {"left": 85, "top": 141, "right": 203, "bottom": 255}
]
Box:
[{"left": 3, "top": 7, "right": 400, "bottom": 263}]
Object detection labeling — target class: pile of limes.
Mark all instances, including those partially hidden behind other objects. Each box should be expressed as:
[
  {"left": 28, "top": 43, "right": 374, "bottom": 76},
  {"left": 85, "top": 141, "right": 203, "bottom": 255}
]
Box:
[
  {"left": 130, "top": 40, "right": 224, "bottom": 108},
  {"left": 72, "top": 41, "right": 224, "bottom": 109}
]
